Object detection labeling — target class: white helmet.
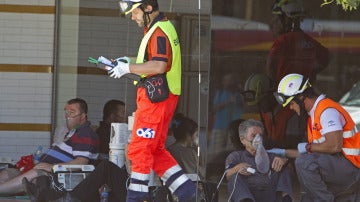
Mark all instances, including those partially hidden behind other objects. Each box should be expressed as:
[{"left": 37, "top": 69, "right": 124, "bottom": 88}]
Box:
[
  {"left": 274, "top": 73, "right": 311, "bottom": 107},
  {"left": 272, "top": 0, "right": 305, "bottom": 18},
  {"left": 119, "top": 0, "right": 144, "bottom": 15}
]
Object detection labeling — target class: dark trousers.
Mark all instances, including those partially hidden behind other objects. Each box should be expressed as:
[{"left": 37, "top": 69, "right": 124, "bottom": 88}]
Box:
[{"left": 72, "top": 160, "right": 128, "bottom": 202}]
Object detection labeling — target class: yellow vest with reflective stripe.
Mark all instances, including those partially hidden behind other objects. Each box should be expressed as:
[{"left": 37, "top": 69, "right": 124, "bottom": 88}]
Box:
[
  {"left": 136, "top": 20, "right": 181, "bottom": 95},
  {"left": 307, "top": 98, "right": 360, "bottom": 168}
]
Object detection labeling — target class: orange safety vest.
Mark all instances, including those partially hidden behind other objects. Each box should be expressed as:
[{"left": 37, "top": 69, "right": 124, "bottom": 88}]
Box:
[{"left": 307, "top": 98, "right": 360, "bottom": 168}]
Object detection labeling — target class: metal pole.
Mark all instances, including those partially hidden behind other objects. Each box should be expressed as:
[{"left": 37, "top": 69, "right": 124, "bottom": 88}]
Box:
[{"left": 50, "top": 0, "right": 61, "bottom": 144}]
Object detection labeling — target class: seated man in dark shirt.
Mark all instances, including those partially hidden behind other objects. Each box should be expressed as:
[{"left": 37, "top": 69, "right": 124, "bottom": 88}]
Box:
[
  {"left": 0, "top": 98, "right": 99, "bottom": 195},
  {"left": 225, "top": 119, "right": 292, "bottom": 202}
]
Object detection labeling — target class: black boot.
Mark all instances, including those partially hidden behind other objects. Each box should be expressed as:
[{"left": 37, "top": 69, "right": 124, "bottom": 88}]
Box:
[
  {"left": 22, "top": 176, "right": 66, "bottom": 202},
  {"left": 22, "top": 177, "right": 40, "bottom": 202}
]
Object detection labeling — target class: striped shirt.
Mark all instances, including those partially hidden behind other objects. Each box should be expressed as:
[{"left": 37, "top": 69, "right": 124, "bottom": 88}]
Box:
[{"left": 40, "top": 121, "right": 99, "bottom": 164}]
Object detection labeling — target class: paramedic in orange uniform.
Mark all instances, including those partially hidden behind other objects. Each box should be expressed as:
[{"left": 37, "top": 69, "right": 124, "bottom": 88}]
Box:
[
  {"left": 107, "top": 0, "right": 196, "bottom": 201},
  {"left": 269, "top": 73, "right": 360, "bottom": 201}
]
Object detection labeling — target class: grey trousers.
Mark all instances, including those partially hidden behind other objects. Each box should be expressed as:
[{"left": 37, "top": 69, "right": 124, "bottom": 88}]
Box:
[
  {"left": 295, "top": 153, "right": 360, "bottom": 202},
  {"left": 227, "top": 166, "right": 293, "bottom": 202}
]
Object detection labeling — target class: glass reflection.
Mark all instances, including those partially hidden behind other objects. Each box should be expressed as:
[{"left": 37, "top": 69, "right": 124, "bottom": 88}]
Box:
[{"left": 208, "top": 0, "right": 360, "bottom": 181}]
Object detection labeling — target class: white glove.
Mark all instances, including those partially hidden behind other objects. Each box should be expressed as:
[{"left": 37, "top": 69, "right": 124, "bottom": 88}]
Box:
[
  {"left": 266, "top": 148, "right": 286, "bottom": 156},
  {"left": 115, "top": 56, "right": 131, "bottom": 64},
  {"left": 297, "top": 142, "right": 307, "bottom": 154},
  {"left": 108, "top": 57, "right": 131, "bottom": 79}
]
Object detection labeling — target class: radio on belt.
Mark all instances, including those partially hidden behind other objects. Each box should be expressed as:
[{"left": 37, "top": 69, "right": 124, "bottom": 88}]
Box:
[{"left": 52, "top": 165, "right": 95, "bottom": 191}]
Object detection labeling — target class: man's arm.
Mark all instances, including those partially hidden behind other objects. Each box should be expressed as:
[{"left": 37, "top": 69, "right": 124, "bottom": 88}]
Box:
[
  {"left": 267, "top": 147, "right": 300, "bottom": 158},
  {"left": 58, "top": 156, "right": 89, "bottom": 165},
  {"left": 271, "top": 156, "right": 288, "bottom": 172},
  {"left": 225, "top": 162, "right": 252, "bottom": 180},
  {"left": 284, "top": 149, "right": 300, "bottom": 158},
  {"left": 129, "top": 60, "right": 167, "bottom": 75},
  {"left": 308, "top": 131, "right": 343, "bottom": 153},
  {"left": 269, "top": 131, "right": 343, "bottom": 158},
  {"left": 34, "top": 156, "right": 89, "bottom": 172}
]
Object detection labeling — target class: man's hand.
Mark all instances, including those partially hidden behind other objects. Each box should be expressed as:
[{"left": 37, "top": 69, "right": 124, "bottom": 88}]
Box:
[
  {"left": 108, "top": 57, "right": 131, "bottom": 78},
  {"left": 226, "top": 162, "right": 253, "bottom": 179},
  {"left": 271, "top": 156, "right": 287, "bottom": 172},
  {"left": 235, "top": 163, "right": 254, "bottom": 176}
]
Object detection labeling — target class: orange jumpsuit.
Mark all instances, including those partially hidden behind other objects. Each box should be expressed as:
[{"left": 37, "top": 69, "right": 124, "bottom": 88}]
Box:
[{"left": 127, "top": 14, "right": 195, "bottom": 202}]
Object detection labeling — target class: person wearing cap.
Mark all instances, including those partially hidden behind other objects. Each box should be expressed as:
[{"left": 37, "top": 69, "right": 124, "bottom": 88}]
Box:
[
  {"left": 262, "top": 0, "right": 330, "bottom": 149},
  {"left": 106, "top": 1, "right": 196, "bottom": 201},
  {"left": 268, "top": 73, "right": 360, "bottom": 201}
]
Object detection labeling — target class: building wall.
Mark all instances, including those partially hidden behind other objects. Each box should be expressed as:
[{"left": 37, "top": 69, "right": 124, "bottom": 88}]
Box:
[
  {"left": 0, "top": 1, "right": 55, "bottom": 161},
  {"left": 0, "top": 0, "right": 211, "bottom": 161}
]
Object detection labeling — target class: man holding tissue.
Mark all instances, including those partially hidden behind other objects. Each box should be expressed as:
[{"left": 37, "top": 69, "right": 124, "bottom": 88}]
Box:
[
  {"left": 269, "top": 73, "right": 360, "bottom": 201},
  {"left": 105, "top": 0, "right": 195, "bottom": 201},
  {"left": 225, "top": 119, "right": 293, "bottom": 202}
]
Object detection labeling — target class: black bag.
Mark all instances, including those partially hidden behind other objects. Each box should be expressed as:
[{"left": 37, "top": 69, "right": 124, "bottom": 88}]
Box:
[{"left": 140, "top": 74, "right": 170, "bottom": 103}]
